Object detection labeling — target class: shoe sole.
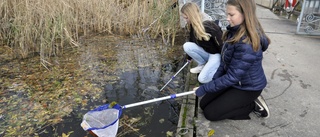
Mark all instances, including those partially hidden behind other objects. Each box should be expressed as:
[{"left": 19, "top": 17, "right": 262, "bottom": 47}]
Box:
[
  {"left": 190, "top": 65, "right": 204, "bottom": 74},
  {"left": 255, "top": 96, "right": 270, "bottom": 118},
  {"left": 190, "top": 70, "right": 201, "bottom": 74}
]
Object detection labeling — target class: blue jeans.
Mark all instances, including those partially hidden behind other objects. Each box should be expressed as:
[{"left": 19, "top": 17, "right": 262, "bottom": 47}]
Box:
[{"left": 183, "top": 42, "right": 221, "bottom": 83}]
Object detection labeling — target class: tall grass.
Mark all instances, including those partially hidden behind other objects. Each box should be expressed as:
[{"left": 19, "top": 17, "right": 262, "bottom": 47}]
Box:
[{"left": 0, "top": 0, "right": 180, "bottom": 64}]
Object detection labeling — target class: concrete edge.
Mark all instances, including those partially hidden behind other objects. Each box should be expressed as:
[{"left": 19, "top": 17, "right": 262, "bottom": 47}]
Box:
[{"left": 176, "top": 61, "right": 198, "bottom": 137}]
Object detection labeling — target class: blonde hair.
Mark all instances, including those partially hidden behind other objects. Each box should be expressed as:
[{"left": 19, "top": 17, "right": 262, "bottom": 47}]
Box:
[
  {"left": 181, "top": 2, "right": 211, "bottom": 41},
  {"left": 223, "top": 0, "right": 270, "bottom": 51}
]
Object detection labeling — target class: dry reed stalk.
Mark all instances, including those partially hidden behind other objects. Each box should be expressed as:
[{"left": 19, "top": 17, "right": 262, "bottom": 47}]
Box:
[{"left": 64, "top": 28, "right": 80, "bottom": 48}]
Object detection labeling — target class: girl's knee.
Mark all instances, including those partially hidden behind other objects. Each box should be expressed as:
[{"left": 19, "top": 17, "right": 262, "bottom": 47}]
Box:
[
  {"left": 198, "top": 73, "right": 211, "bottom": 83},
  {"left": 198, "top": 76, "right": 210, "bottom": 84},
  {"left": 183, "top": 42, "right": 196, "bottom": 52},
  {"left": 203, "top": 109, "right": 221, "bottom": 121}
]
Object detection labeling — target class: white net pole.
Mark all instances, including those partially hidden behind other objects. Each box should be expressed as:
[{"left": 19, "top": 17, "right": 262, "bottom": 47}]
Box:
[{"left": 123, "top": 91, "right": 195, "bottom": 109}]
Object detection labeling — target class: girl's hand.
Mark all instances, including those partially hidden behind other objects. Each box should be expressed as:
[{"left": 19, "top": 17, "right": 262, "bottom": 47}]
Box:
[{"left": 193, "top": 87, "right": 199, "bottom": 95}]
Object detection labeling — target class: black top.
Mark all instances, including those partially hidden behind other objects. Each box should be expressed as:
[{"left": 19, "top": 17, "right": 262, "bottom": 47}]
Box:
[{"left": 187, "top": 20, "right": 223, "bottom": 60}]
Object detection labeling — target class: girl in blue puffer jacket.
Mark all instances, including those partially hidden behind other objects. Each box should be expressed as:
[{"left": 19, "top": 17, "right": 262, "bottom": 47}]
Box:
[{"left": 195, "top": 0, "right": 271, "bottom": 121}]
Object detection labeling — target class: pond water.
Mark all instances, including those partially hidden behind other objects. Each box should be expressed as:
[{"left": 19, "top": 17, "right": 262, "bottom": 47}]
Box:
[{"left": 32, "top": 35, "right": 188, "bottom": 137}]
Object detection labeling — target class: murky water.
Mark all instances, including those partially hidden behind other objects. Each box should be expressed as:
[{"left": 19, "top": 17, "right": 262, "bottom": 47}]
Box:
[{"left": 31, "top": 35, "right": 187, "bottom": 137}]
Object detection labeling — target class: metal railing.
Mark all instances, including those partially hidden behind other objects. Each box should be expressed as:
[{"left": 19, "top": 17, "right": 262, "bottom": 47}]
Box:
[
  {"left": 179, "top": 0, "right": 229, "bottom": 29},
  {"left": 296, "top": 0, "right": 320, "bottom": 35}
]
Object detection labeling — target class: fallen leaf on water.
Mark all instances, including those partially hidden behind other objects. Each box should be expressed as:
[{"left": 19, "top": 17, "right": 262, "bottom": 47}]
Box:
[
  {"left": 166, "top": 131, "right": 173, "bottom": 137},
  {"left": 159, "top": 118, "right": 165, "bottom": 124},
  {"left": 62, "top": 131, "right": 74, "bottom": 137}
]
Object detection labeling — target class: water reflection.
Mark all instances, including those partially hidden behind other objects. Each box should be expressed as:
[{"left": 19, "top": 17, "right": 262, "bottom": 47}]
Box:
[{"left": 101, "top": 37, "right": 185, "bottom": 136}]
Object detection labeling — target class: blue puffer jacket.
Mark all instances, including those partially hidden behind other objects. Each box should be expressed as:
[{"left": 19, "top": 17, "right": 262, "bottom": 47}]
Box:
[{"left": 196, "top": 25, "right": 269, "bottom": 96}]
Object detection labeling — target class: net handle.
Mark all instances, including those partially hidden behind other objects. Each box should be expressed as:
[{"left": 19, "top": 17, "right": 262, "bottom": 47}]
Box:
[
  {"left": 159, "top": 60, "right": 190, "bottom": 91},
  {"left": 123, "top": 91, "right": 195, "bottom": 109}
]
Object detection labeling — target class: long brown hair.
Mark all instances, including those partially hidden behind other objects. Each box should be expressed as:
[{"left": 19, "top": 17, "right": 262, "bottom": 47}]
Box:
[
  {"left": 181, "top": 2, "right": 211, "bottom": 41},
  {"left": 222, "top": 0, "right": 270, "bottom": 51}
]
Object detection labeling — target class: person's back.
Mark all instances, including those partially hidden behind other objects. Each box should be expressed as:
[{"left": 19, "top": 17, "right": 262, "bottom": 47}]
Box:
[
  {"left": 181, "top": 2, "right": 223, "bottom": 84},
  {"left": 188, "top": 20, "right": 222, "bottom": 55}
]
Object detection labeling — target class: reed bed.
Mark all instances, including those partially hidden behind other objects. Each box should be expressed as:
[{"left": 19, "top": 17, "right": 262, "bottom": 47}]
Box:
[{"left": 0, "top": 0, "right": 180, "bottom": 63}]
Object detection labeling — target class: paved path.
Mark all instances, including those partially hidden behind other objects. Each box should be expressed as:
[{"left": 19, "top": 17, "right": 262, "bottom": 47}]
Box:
[{"left": 177, "top": 4, "right": 320, "bottom": 137}]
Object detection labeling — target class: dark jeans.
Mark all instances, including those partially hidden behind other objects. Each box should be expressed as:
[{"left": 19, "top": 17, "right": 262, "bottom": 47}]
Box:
[{"left": 199, "top": 87, "right": 262, "bottom": 121}]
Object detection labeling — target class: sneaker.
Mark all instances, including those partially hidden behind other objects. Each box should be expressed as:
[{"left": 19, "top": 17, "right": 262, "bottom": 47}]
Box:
[
  {"left": 253, "top": 95, "right": 270, "bottom": 118},
  {"left": 190, "top": 65, "right": 204, "bottom": 74},
  {"left": 285, "top": 7, "right": 291, "bottom": 12}
]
